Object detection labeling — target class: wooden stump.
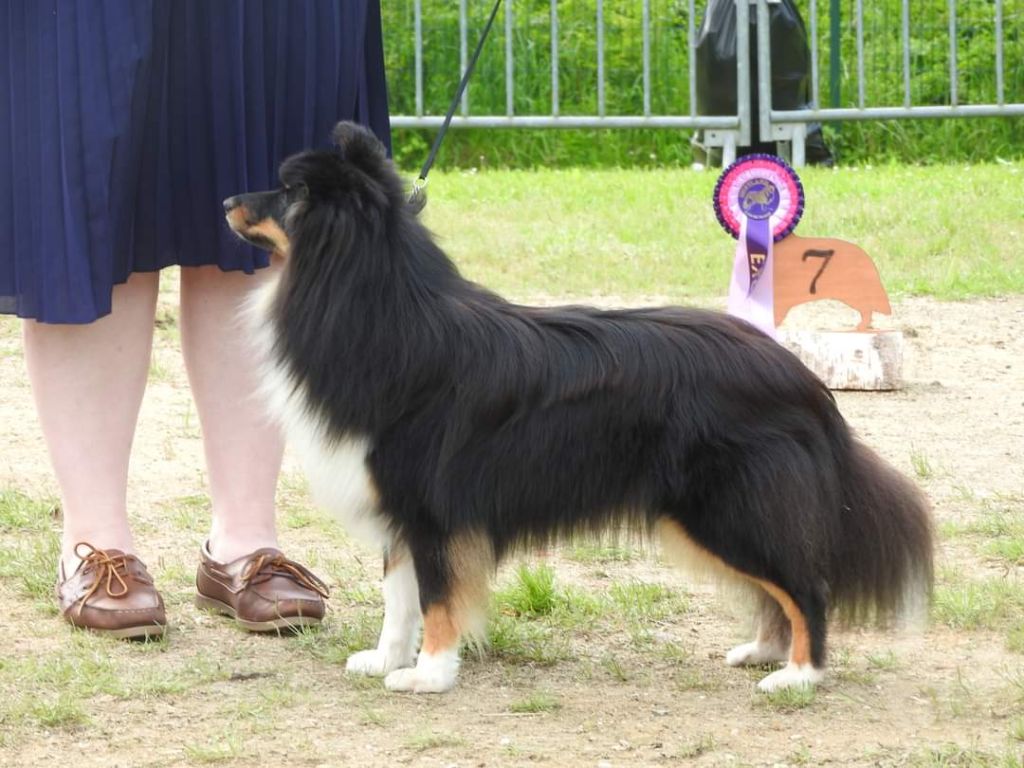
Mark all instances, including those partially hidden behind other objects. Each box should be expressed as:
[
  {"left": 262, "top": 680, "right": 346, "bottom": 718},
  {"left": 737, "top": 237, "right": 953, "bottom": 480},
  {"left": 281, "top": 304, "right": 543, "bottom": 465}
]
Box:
[{"left": 777, "top": 330, "right": 904, "bottom": 391}]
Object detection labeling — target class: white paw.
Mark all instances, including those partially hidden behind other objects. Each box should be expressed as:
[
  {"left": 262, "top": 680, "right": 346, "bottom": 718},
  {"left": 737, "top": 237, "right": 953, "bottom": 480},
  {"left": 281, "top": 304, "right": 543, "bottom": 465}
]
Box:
[
  {"left": 383, "top": 649, "right": 459, "bottom": 693},
  {"left": 726, "top": 640, "right": 789, "bottom": 667},
  {"left": 346, "top": 649, "right": 412, "bottom": 677},
  {"left": 757, "top": 663, "right": 824, "bottom": 692},
  {"left": 384, "top": 666, "right": 455, "bottom": 693}
]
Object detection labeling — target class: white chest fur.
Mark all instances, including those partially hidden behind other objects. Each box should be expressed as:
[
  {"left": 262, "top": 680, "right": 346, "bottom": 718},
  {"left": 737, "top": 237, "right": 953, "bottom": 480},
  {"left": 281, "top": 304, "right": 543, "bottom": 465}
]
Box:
[{"left": 245, "top": 276, "right": 389, "bottom": 547}]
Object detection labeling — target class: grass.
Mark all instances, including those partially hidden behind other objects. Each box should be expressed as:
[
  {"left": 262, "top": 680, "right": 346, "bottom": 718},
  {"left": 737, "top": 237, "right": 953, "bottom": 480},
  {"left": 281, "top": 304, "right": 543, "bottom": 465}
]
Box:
[
  {"left": 487, "top": 563, "right": 689, "bottom": 666},
  {"left": 508, "top": 690, "right": 561, "bottom": 713},
  {"left": 405, "top": 729, "right": 465, "bottom": 752},
  {"left": 0, "top": 489, "right": 61, "bottom": 609},
  {"left": 909, "top": 744, "right": 1024, "bottom": 767},
  {"left": 182, "top": 736, "right": 246, "bottom": 764},
  {"left": 496, "top": 563, "right": 558, "bottom": 617},
  {"left": 164, "top": 493, "right": 210, "bottom": 534},
  {"left": 941, "top": 493, "right": 1024, "bottom": 567},
  {"left": 421, "top": 164, "right": 1024, "bottom": 302},
  {"left": 567, "top": 542, "right": 640, "bottom": 564},
  {"left": 932, "top": 568, "right": 1024, "bottom": 636},
  {"left": 758, "top": 685, "right": 817, "bottom": 711},
  {"left": 0, "top": 489, "right": 58, "bottom": 533},
  {"left": 910, "top": 446, "right": 936, "bottom": 479},
  {"left": 676, "top": 734, "right": 717, "bottom": 759}
]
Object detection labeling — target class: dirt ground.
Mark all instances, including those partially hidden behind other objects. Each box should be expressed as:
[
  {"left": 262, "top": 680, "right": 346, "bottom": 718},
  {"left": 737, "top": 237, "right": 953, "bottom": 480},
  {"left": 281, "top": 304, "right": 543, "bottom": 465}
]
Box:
[{"left": 0, "top": 285, "right": 1022, "bottom": 767}]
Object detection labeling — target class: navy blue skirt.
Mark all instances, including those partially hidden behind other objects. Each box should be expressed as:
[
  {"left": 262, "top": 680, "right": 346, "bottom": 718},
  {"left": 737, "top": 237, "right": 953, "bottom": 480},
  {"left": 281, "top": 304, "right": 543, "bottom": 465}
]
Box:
[{"left": 0, "top": 0, "right": 391, "bottom": 323}]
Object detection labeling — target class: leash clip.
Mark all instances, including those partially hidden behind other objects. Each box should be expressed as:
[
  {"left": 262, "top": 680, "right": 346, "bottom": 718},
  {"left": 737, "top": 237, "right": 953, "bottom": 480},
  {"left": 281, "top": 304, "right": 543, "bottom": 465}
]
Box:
[{"left": 408, "top": 176, "right": 429, "bottom": 212}]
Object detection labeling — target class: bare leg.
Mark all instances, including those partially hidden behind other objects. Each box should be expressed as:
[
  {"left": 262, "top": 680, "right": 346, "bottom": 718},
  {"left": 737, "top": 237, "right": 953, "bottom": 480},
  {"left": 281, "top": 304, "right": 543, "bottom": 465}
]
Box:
[
  {"left": 22, "top": 272, "right": 160, "bottom": 571},
  {"left": 178, "top": 264, "right": 284, "bottom": 562}
]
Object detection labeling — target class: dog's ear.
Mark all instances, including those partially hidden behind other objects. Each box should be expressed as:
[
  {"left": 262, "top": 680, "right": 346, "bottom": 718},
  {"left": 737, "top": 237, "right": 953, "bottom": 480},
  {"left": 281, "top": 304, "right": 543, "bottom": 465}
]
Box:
[{"left": 332, "top": 122, "right": 387, "bottom": 167}]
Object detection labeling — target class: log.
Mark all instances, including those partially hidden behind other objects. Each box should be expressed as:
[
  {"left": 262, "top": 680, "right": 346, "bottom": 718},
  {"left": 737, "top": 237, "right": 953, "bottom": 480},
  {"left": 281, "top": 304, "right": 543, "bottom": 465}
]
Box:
[{"left": 777, "top": 329, "right": 904, "bottom": 391}]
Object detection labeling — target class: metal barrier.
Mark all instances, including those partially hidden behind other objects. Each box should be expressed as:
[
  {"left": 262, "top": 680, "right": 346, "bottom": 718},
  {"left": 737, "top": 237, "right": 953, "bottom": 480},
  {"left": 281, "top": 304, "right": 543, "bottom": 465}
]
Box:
[
  {"left": 759, "top": 0, "right": 1024, "bottom": 165},
  {"left": 389, "top": 0, "right": 751, "bottom": 163},
  {"left": 389, "top": 1, "right": 1023, "bottom": 166}
]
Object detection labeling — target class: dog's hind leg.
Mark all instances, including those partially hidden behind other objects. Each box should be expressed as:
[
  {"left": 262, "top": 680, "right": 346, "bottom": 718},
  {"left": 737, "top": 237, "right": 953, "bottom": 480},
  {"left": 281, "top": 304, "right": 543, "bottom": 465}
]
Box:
[
  {"left": 346, "top": 543, "right": 422, "bottom": 677},
  {"left": 384, "top": 530, "right": 493, "bottom": 694},
  {"left": 749, "top": 579, "right": 826, "bottom": 692},
  {"left": 725, "top": 592, "right": 791, "bottom": 667},
  {"left": 659, "top": 518, "right": 826, "bottom": 691}
]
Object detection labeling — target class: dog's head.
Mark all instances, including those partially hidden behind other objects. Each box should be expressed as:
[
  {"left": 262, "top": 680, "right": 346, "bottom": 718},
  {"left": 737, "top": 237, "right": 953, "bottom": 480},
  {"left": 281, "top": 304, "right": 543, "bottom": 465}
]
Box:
[{"left": 223, "top": 122, "right": 405, "bottom": 258}]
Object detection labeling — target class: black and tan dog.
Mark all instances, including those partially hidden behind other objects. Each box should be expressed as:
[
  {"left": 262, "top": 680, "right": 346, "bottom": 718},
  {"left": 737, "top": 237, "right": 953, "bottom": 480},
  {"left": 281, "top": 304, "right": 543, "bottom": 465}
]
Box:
[{"left": 224, "top": 122, "right": 932, "bottom": 694}]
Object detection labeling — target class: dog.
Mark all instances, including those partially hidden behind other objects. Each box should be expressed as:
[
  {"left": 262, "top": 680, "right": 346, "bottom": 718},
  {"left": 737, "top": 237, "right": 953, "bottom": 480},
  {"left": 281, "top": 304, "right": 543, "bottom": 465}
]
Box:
[{"left": 224, "top": 122, "right": 933, "bottom": 694}]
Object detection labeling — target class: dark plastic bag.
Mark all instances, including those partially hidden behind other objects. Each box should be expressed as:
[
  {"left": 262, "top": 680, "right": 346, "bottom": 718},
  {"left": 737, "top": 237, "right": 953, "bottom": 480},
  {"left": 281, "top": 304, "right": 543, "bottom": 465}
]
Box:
[{"left": 695, "top": 0, "right": 833, "bottom": 165}]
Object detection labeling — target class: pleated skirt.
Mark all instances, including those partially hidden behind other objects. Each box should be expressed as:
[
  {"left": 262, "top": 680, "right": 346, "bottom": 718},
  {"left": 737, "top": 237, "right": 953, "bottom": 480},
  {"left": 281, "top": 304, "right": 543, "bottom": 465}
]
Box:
[{"left": 0, "top": 0, "right": 391, "bottom": 323}]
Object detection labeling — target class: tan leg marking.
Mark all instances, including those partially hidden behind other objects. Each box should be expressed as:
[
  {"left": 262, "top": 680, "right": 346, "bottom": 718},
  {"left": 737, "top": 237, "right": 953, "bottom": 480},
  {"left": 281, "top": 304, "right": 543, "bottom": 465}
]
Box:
[
  {"left": 752, "top": 579, "right": 811, "bottom": 666},
  {"left": 421, "top": 603, "right": 460, "bottom": 655},
  {"left": 658, "top": 519, "right": 811, "bottom": 667},
  {"left": 445, "top": 531, "right": 495, "bottom": 644}
]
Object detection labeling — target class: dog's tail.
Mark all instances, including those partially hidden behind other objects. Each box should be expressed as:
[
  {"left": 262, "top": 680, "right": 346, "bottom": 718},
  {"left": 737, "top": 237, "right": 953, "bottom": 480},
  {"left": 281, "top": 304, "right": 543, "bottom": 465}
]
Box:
[{"left": 827, "top": 428, "right": 934, "bottom": 626}]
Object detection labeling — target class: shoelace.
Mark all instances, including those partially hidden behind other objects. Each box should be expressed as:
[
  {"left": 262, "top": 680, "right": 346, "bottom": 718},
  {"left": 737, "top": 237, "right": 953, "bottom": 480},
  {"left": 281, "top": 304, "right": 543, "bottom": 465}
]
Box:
[
  {"left": 72, "top": 542, "right": 149, "bottom": 615},
  {"left": 240, "top": 553, "right": 330, "bottom": 599}
]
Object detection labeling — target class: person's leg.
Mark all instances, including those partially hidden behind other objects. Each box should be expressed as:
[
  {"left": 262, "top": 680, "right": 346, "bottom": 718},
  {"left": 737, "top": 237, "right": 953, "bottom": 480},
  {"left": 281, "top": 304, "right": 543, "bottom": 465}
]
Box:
[
  {"left": 178, "top": 264, "right": 284, "bottom": 562},
  {"left": 22, "top": 272, "right": 160, "bottom": 572}
]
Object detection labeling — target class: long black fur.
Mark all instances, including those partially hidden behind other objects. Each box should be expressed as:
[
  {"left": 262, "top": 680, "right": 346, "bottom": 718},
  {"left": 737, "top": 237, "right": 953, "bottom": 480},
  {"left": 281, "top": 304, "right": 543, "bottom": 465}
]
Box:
[{"left": 241, "top": 122, "right": 933, "bottom": 671}]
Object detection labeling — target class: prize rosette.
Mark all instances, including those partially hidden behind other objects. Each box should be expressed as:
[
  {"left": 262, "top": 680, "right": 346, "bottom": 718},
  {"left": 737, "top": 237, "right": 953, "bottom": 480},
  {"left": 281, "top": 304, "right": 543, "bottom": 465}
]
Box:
[{"left": 713, "top": 154, "right": 804, "bottom": 337}]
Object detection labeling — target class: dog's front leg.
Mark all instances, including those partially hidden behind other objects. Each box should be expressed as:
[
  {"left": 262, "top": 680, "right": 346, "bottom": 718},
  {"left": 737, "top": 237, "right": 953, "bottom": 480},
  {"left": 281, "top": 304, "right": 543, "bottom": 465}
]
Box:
[
  {"left": 383, "top": 530, "right": 492, "bottom": 694},
  {"left": 346, "top": 544, "right": 421, "bottom": 676}
]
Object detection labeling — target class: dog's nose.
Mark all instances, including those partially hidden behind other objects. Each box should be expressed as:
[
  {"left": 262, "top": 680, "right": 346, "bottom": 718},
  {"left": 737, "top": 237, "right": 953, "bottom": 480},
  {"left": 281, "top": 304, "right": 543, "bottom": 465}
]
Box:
[{"left": 223, "top": 196, "right": 239, "bottom": 213}]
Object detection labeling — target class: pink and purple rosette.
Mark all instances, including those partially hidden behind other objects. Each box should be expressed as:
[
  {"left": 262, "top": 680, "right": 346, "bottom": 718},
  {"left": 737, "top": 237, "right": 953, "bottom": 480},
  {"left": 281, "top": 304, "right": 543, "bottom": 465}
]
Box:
[{"left": 713, "top": 155, "right": 804, "bottom": 338}]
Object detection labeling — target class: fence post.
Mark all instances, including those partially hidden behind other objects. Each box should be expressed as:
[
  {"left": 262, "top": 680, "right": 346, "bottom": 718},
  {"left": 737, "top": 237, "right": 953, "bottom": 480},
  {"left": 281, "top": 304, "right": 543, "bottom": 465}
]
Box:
[{"left": 736, "top": 0, "right": 752, "bottom": 147}]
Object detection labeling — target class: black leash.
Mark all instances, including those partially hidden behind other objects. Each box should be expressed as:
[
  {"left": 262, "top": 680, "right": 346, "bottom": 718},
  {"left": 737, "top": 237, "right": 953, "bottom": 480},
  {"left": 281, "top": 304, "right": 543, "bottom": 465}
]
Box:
[{"left": 408, "top": 0, "right": 503, "bottom": 210}]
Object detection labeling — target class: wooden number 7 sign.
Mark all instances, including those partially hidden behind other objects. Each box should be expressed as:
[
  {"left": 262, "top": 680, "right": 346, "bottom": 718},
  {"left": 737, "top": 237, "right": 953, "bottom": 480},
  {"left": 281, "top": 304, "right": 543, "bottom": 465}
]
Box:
[{"left": 772, "top": 234, "right": 891, "bottom": 332}]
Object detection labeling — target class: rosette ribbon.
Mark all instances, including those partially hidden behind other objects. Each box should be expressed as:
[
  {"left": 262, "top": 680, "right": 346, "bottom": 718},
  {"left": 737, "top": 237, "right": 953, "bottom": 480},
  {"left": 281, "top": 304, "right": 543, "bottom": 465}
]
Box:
[{"left": 713, "top": 155, "right": 804, "bottom": 339}]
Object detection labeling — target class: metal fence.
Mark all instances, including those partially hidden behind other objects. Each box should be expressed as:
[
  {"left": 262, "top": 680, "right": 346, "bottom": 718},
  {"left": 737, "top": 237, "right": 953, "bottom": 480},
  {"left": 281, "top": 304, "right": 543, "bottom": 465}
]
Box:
[
  {"left": 762, "top": 0, "right": 1024, "bottom": 165},
  {"left": 388, "top": 0, "right": 1023, "bottom": 166}
]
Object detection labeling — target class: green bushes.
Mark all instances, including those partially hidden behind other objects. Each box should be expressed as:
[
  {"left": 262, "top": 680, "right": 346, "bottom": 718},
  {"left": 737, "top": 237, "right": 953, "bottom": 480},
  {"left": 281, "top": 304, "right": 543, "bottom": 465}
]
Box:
[{"left": 380, "top": 0, "right": 1023, "bottom": 166}]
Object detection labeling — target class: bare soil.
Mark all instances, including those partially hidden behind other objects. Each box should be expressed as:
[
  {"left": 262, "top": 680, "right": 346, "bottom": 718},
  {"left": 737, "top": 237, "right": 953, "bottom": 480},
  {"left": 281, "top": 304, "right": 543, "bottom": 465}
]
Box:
[{"left": 0, "top": 288, "right": 1022, "bottom": 767}]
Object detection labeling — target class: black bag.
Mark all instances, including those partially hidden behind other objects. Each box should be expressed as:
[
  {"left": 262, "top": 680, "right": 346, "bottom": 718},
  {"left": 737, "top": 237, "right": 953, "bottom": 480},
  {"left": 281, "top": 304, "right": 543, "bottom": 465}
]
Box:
[{"left": 694, "top": 0, "right": 833, "bottom": 165}]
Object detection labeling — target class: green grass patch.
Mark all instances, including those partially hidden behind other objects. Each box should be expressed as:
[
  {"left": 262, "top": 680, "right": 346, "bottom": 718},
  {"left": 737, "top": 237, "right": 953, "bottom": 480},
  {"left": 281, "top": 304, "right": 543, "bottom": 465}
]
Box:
[
  {"left": 1007, "top": 624, "right": 1024, "bottom": 655},
  {"left": 405, "top": 729, "right": 465, "bottom": 753},
  {"left": 941, "top": 495, "right": 1024, "bottom": 567},
  {"left": 0, "top": 534, "right": 61, "bottom": 608},
  {"left": 909, "top": 743, "right": 1023, "bottom": 768},
  {"left": 932, "top": 569, "right": 1024, "bottom": 632},
  {"left": 162, "top": 493, "right": 210, "bottom": 534},
  {"left": 487, "top": 613, "right": 573, "bottom": 666},
  {"left": 676, "top": 734, "right": 717, "bottom": 760},
  {"left": 290, "top": 614, "right": 381, "bottom": 667},
  {"left": 866, "top": 651, "right": 902, "bottom": 671},
  {"left": 608, "top": 580, "right": 688, "bottom": 622},
  {"left": 910, "top": 446, "right": 936, "bottom": 479},
  {"left": 182, "top": 735, "right": 246, "bottom": 764},
  {"left": 27, "top": 694, "right": 90, "bottom": 729},
  {"left": 0, "top": 489, "right": 58, "bottom": 532},
  {"left": 566, "top": 542, "right": 640, "bottom": 564},
  {"left": 488, "top": 564, "right": 689, "bottom": 665},
  {"left": 496, "top": 563, "right": 558, "bottom": 617},
  {"left": 757, "top": 685, "right": 817, "bottom": 711},
  {"left": 421, "top": 164, "right": 1024, "bottom": 302},
  {"left": 508, "top": 690, "right": 561, "bottom": 713}
]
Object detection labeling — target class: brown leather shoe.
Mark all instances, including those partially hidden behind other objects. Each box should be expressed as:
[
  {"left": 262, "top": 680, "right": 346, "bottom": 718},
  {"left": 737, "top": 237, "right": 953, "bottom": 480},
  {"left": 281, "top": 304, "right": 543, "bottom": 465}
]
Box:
[
  {"left": 56, "top": 543, "right": 167, "bottom": 640},
  {"left": 195, "top": 543, "right": 328, "bottom": 632}
]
